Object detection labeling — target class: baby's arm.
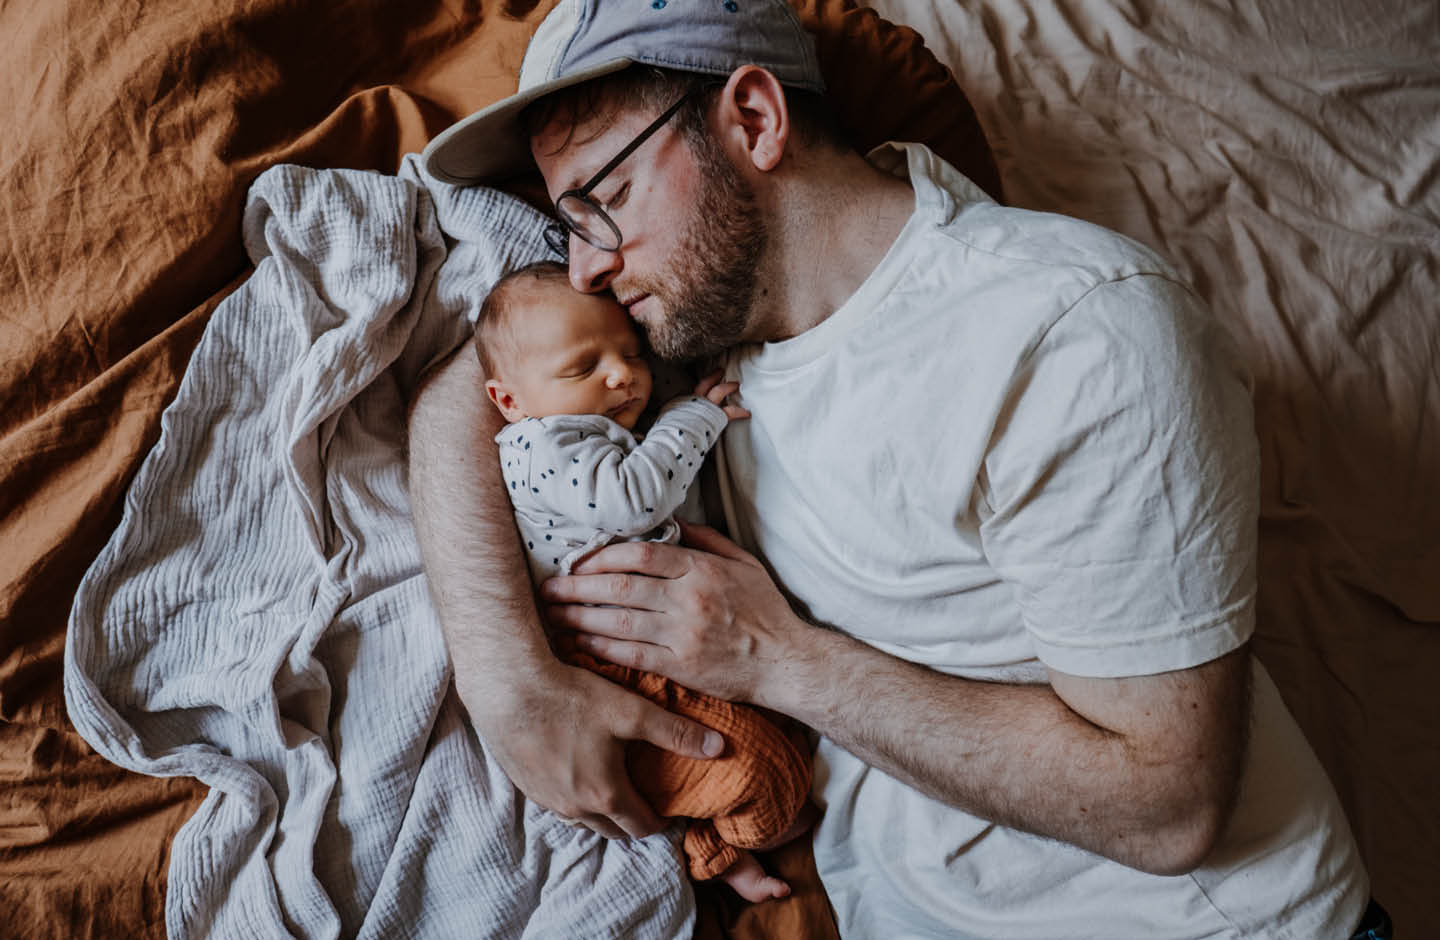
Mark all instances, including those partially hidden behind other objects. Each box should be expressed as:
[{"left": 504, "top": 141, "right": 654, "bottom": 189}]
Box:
[{"left": 528, "top": 397, "right": 729, "bottom": 537}]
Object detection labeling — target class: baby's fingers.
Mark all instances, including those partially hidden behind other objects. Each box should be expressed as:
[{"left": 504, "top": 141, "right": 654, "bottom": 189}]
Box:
[
  {"left": 705, "top": 381, "right": 741, "bottom": 407},
  {"left": 693, "top": 370, "right": 724, "bottom": 398}
]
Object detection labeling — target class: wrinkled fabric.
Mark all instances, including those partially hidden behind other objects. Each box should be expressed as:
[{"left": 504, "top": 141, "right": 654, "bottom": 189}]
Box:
[
  {"left": 871, "top": 2, "right": 1439, "bottom": 932},
  {"left": 65, "top": 159, "right": 696, "bottom": 939}
]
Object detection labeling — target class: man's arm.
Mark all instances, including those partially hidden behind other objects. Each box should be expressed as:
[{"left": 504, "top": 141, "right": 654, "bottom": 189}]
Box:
[
  {"left": 781, "top": 622, "right": 1251, "bottom": 876},
  {"left": 541, "top": 523, "right": 1251, "bottom": 874},
  {"left": 406, "top": 347, "right": 724, "bottom": 839}
]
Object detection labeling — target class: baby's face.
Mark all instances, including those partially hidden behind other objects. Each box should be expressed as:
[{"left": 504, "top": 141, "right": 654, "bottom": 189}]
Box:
[{"left": 499, "top": 284, "right": 653, "bottom": 430}]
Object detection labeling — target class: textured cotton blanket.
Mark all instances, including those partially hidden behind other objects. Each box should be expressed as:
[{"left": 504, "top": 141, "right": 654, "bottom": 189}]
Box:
[{"left": 64, "top": 159, "right": 692, "bottom": 939}]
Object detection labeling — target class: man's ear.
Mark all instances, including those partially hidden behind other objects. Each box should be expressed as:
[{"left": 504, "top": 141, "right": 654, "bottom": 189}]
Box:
[
  {"left": 718, "top": 65, "right": 789, "bottom": 173},
  {"left": 485, "top": 377, "right": 526, "bottom": 423}
]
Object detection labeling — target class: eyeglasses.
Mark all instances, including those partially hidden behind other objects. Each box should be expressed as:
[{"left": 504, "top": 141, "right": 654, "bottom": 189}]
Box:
[{"left": 543, "top": 88, "right": 702, "bottom": 258}]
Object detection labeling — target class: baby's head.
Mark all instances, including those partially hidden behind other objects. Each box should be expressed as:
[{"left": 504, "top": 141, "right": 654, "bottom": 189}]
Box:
[{"left": 476, "top": 260, "right": 653, "bottom": 430}]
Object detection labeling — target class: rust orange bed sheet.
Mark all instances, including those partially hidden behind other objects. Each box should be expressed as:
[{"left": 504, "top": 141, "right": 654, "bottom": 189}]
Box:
[
  {"left": 8, "top": 0, "right": 1436, "bottom": 935},
  {"left": 0, "top": 0, "right": 994, "bottom": 935}
]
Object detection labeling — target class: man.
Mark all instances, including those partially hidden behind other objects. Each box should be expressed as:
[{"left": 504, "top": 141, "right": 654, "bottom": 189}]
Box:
[{"left": 410, "top": 0, "right": 1373, "bottom": 935}]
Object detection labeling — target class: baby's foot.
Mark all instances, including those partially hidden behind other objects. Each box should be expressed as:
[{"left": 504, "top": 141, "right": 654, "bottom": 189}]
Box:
[{"left": 719, "top": 850, "right": 791, "bottom": 903}]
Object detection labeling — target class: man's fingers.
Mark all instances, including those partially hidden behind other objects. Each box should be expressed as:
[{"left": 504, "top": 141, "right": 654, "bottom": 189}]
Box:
[
  {"left": 570, "top": 814, "right": 629, "bottom": 840},
  {"left": 569, "top": 631, "right": 669, "bottom": 673},
  {"left": 676, "top": 520, "right": 759, "bottom": 564},
  {"left": 600, "top": 793, "right": 667, "bottom": 840},
  {"left": 557, "top": 697, "right": 724, "bottom": 841},
  {"left": 568, "top": 810, "right": 654, "bottom": 841},
  {"left": 577, "top": 679, "right": 675, "bottom": 840},
  {"left": 558, "top": 540, "right": 692, "bottom": 579},
  {"left": 542, "top": 572, "right": 670, "bottom": 614},
  {"left": 628, "top": 696, "right": 726, "bottom": 760},
  {"left": 547, "top": 602, "right": 664, "bottom": 644}
]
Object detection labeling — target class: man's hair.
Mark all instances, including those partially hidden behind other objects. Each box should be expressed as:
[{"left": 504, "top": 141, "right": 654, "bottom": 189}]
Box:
[
  {"left": 474, "top": 259, "right": 571, "bottom": 379},
  {"left": 520, "top": 65, "right": 848, "bottom": 161}
]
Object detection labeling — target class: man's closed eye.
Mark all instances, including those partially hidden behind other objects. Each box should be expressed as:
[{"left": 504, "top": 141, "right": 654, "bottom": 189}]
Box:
[{"left": 602, "top": 182, "right": 631, "bottom": 212}]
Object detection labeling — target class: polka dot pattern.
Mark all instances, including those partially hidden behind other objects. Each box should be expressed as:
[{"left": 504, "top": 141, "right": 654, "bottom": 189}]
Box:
[{"left": 495, "top": 399, "right": 729, "bottom": 582}]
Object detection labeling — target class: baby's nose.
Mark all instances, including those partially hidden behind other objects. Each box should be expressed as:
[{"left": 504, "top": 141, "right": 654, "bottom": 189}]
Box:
[{"left": 605, "top": 364, "right": 632, "bottom": 388}]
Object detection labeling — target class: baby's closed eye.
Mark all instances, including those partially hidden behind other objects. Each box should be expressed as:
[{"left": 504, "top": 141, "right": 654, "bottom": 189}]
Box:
[{"left": 559, "top": 360, "right": 596, "bottom": 379}]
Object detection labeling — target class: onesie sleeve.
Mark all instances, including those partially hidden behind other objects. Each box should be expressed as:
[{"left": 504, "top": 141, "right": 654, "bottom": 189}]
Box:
[
  {"left": 978, "top": 274, "right": 1260, "bottom": 678},
  {"left": 532, "top": 398, "right": 728, "bottom": 538}
]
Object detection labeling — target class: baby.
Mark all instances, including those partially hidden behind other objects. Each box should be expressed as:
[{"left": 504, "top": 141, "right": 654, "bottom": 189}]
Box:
[{"left": 475, "top": 260, "right": 813, "bottom": 903}]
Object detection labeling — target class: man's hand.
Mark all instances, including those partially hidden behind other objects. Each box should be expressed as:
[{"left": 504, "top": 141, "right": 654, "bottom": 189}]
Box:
[
  {"left": 541, "top": 522, "right": 801, "bottom": 704},
  {"left": 469, "top": 658, "right": 725, "bottom": 839}
]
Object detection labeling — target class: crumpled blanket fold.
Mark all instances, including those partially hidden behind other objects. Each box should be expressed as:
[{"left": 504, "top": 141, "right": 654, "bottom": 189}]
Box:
[{"left": 64, "top": 157, "right": 693, "bottom": 939}]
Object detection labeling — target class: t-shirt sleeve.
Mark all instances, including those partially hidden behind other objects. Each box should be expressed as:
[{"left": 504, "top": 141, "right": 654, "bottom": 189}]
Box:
[{"left": 978, "top": 274, "right": 1260, "bottom": 678}]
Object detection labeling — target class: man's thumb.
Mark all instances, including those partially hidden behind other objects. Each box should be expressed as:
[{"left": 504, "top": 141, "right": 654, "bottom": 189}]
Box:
[{"left": 640, "top": 703, "right": 725, "bottom": 759}]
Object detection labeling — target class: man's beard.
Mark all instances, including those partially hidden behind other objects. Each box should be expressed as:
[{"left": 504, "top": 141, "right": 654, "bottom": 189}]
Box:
[{"left": 638, "top": 138, "right": 768, "bottom": 362}]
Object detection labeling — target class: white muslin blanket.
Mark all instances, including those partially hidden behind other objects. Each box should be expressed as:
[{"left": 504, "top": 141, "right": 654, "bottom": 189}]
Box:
[{"left": 64, "top": 158, "right": 693, "bottom": 939}]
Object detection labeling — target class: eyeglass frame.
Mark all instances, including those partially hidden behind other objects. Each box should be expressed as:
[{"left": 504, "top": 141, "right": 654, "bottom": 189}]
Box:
[{"left": 543, "top": 86, "right": 708, "bottom": 258}]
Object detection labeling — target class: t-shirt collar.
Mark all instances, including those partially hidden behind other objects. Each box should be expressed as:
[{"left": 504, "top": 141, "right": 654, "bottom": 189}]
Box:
[{"left": 739, "top": 142, "right": 943, "bottom": 373}]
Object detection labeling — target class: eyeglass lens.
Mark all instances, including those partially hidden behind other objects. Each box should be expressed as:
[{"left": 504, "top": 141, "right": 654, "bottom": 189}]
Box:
[
  {"left": 549, "top": 88, "right": 702, "bottom": 254},
  {"left": 556, "top": 193, "right": 622, "bottom": 252},
  {"left": 543, "top": 221, "right": 569, "bottom": 258}
]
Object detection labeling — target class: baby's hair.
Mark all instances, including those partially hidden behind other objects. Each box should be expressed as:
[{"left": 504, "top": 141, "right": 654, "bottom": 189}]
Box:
[{"left": 474, "top": 259, "right": 571, "bottom": 378}]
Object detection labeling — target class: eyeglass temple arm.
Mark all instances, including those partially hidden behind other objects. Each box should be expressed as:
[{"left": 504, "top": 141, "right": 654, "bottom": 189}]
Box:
[{"left": 574, "top": 90, "right": 700, "bottom": 198}]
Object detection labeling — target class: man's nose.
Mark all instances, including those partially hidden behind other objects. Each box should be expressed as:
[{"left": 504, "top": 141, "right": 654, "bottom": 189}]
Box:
[{"left": 568, "top": 235, "right": 621, "bottom": 293}]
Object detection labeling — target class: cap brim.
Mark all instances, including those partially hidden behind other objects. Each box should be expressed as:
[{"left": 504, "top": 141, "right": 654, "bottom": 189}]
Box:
[{"left": 422, "top": 58, "right": 634, "bottom": 187}]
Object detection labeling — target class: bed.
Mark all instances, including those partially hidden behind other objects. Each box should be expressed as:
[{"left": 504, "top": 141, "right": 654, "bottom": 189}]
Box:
[{"left": 1, "top": 0, "right": 1434, "bottom": 935}]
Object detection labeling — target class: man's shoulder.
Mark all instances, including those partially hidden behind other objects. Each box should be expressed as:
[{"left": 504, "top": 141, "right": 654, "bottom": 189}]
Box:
[
  {"left": 937, "top": 202, "right": 1178, "bottom": 290},
  {"left": 881, "top": 202, "right": 1200, "bottom": 362},
  {"left": 910, "top": 204, "right": 1205, "bottom": 355},
  {"left": 895, "top": 141, "right": 1180, "bottom": 290}
]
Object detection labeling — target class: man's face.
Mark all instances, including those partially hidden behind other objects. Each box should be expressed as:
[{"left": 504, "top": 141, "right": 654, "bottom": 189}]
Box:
[
  {"left": 530, "top": 96, "right": 768, "bottom": 361},
  {"left": 494, "top": 283, "right": 652, "bottom": 430}
]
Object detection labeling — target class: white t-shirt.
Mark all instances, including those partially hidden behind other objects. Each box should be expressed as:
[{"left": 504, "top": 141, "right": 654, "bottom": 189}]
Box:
[{"left": 714, "top": 143, "right": 1367, "bottom": 938}]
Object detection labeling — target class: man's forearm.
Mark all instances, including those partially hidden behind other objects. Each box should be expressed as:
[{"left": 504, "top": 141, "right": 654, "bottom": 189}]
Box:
[
  {"left": 541, "top": 524, "right": 1249, "bottom": 864},
  {"left": 764, "top": 626, "right": 1250, "bottom": 875},
  {"left": 407, "top": 347, "right": 554, "bottom": 707}
]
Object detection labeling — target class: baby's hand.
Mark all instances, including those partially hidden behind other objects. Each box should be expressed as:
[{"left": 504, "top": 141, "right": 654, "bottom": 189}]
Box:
[{"left": 695, "top": 371, "right": 751, "bottom": 421}]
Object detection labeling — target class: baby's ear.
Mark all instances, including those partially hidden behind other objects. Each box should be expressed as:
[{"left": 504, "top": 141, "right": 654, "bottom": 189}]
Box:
[{"left": 485, "top": 378, "right": 525, "bottom": 423}]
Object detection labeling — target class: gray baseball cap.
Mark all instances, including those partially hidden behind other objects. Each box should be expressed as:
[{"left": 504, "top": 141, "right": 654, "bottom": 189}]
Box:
[{"left": 422, "top": 0, "right": 826, "bottom": 186}]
